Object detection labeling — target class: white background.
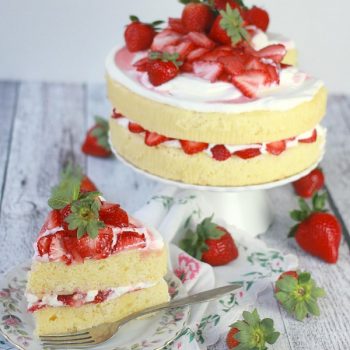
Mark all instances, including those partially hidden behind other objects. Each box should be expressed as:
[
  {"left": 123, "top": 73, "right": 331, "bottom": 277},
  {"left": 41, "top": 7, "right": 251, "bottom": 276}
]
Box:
[{"left": 0, "top": 0, "right": 349, "bottom": 93}]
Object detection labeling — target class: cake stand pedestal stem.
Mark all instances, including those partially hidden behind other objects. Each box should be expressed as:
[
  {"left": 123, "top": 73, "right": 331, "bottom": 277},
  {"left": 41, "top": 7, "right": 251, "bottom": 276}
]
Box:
[{"left": 191, "top": 189, "right": 273, "bottom": 236}]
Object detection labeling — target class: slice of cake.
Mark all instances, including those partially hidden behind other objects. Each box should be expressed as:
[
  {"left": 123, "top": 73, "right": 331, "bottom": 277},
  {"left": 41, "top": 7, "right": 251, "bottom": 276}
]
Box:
[
  {"left": 107, "top": 2, "right": 326, "bottom": 186},
  {"left": 26, "top": 168, "right": 168, "bottom": 335}
]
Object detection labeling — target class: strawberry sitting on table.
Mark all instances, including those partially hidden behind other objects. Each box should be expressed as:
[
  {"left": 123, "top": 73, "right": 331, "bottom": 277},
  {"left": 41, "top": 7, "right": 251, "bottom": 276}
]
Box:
[
  {"left": 292, "top": 168, "right": 325, "bottom": 198},
  {"left": 275, "top": 271, "right": 326, "bottom": 321},
  {"left": 289, "top": 193, "right": 342, "bottom": 263},
  {"left": 226, "top": 309, "right": 280, "bottom": 349},
  {"left": 180, "top": 216, "right": 238, "bottom": 266},
  {"left": 82, "top": 116, "right": 112, "bottom": 158}
]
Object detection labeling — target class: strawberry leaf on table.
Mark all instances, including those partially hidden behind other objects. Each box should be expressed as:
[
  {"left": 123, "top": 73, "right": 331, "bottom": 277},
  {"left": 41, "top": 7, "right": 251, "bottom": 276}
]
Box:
[
  {"left": 227, "top": 309, "right": 280, "bottom": 349},
  {"left": 275, "top": 271, "right": 326, "bottom": 321},
  {"left": 65, "top": 192, "right": 105, "bottom": 239},
  {"left": 219, "top": 4, "right": 249, "bottom": 45},
  {"left": 90, "top": 116, "right": 111, "bottom": 151}
]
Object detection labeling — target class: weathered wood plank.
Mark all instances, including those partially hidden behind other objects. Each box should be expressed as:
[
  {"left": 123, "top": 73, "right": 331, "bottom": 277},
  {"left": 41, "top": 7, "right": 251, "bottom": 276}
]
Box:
[
  {"left": 85, "top": 83, "right": 161, "bottom": 213},
  {"left": 0, "top": 81, "right": 18, "bottom": 205},
  {"left": 0, "top": 82, "right": 86, "bottom": 274}
]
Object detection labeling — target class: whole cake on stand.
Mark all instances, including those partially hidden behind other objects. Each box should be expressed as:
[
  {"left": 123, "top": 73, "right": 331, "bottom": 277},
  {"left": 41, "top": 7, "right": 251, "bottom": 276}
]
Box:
[{"left": 107, "top": 1, "right": 327, "bottom": 235}]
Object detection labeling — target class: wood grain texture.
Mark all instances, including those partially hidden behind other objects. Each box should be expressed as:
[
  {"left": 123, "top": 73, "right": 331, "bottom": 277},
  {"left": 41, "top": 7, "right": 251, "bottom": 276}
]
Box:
[
  {"left": 0, "top": 82, "right": 86, "bottom": 274},
  {"left": 0, "top": 82, "right": 350, "bottom": 350},
  {"left": 0, "top": 81, "right": 18, "bottom": 205}
]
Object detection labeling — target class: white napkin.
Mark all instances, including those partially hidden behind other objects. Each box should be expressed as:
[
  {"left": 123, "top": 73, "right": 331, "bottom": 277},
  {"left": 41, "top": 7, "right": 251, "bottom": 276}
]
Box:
[{"left": 133, "top": 187, "right": 298, "bottom": 350}]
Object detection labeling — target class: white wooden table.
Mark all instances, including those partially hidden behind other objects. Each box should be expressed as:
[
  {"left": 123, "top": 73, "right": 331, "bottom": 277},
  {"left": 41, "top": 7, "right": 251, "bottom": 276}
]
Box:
[{"left": 0, "top": 81, "right": 349, "bottom": 350}]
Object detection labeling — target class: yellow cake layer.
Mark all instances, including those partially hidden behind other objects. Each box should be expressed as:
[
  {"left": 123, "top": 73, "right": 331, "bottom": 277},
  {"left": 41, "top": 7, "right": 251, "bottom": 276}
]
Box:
[
  {"left": 110, "top": 122, "right": 325, "bottom": 187},
  {"left": 107, "top": 75, "right": 327, "bottom": 145},
  {"left": 34, "top": 279, "right": 169, "bottom": 335},
  {"left": 27, "top": 248, "right": 167, "bottom": 297},
  {"left": 282, "top": 48, "right": 297, "bottom": 66}
]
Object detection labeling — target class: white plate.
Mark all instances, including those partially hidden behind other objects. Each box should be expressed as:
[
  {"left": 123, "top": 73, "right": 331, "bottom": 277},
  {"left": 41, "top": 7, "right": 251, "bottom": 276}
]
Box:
[{"left": 0, "top": 262, "right": 189, "bottom": 350}]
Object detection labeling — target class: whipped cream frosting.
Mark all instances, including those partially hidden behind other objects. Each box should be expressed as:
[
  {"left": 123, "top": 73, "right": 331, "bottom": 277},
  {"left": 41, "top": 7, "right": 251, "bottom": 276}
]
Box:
[
  {"left": 106, "top": 42, "right": 323, "bottom": 113},
  {"left": 115, "top": 115, "right": 326, "bottom": 157},
  {"left": 27, "top": 281, "right": 157, "bottom": 310},
  {"left": 250, "top": 28, "right": 295, "bottom": 51}
]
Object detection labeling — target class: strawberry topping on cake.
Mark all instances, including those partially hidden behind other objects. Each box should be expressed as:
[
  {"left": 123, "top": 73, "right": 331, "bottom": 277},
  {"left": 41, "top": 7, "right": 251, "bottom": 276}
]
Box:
[
  {"left": 35, "top": 166, "right": 158, "bottom": 265},
  {"left": 124, "top": 1, "right": 287, "bottom": 99}
]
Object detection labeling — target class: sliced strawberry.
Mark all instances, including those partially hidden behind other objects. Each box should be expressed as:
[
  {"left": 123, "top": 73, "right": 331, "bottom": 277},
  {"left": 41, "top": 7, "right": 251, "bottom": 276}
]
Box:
[
  {"left": 37, "top": 235, "right": 53, "bottom": 256},
  {"left": 114, "top": 232, "right": 146, "bottom": 252},
  {"left": 256, "top": 44, "right": 287, "bottom": 64},
  {"left": 193, "top": 61, "right": 223, "bottom": 82},
  {"left": 180, "top": 61, "right": 194, "bottom": 73},
  {"left": 218, "top": 55, "right": 246, "bottom": 75},
  {"left": 75, "top": 235, "right": 96, "bottom": 259},
  {"left": 266, "top": 140, "right": 286, "bottom": 155},
  {"left": 245, "top": 57, "right": 266, "bottom": 71},
  {"left": 80, "top": 175, "right": 98, "bottom": 193},
  {"left": 180, "top": 140, "right": 209, "bottom": 155},
  {"left": 232, "top": 70, "right": 269, "bottom": 98},
  {"left": 28, "top": 304, "right": 46, "bottom": 313},
  {"left": 95, "top": 227, "right": 114, "bottom": 259},
  {"left": 57, "top": 292, "right": 86, "bottom": 307},
  {"left": 48, "top": 233, "right": 68, "bottom": 262},
  {"left": 128, "top": 122, "right": 145, "bottom": 134},
  {"left": 99, "top": 202, "right": 129, "bottom": 227},
  {"left": 187, "top": 32, "right": 216, "bottom": 49},
  {"left": 168, "top": 18, "right": 188, "bottom": 34},
  {"left": 93, "top": 290, "right": 112, "bottom": 304},
  {"left": 265, "top": 64, "right": 280, "bottom": 84},
  {"left": 186, "top": 47, "right": 210, "bottom": 62},
  {"left": 133, "top": 57, "right": 150, "bottom": 72},
  {"left": 233, "top": 148, "right": 262, "bottom": 159},
  {"left": 164, "top": 41, "right": 195, "bottom": 60},
  {"left": 39, "top": 209, "right": 62, "bottom": 235},
  {"left": 60, "top": 205, "right": 72, "bottom": 232},
  {"left": 111, "top": 109, "right": 123, "bottom": 119},
  {"left": 151, "top": 30, "right": 182, "bottom": 51},
  {"left": 62, "top": 234, "right": 84, "bottom": 263},
  {"left": 144, "top": 131, "right": 169, "bottom": 146},
  {"left": 201, "top": 46, "right": 233, "bottom": 62},
  {"left": 299, "top": 129, "right": 317, "bottom": 144},
  {"left": 211, "top": 145, "right": 231, "bottom": 161}
]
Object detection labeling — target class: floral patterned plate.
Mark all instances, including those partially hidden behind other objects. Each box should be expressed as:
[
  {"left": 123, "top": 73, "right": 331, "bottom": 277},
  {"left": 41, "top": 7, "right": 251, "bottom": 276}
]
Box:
[{"left": 0, "top": 261, "right": 190, "bottom": 350}]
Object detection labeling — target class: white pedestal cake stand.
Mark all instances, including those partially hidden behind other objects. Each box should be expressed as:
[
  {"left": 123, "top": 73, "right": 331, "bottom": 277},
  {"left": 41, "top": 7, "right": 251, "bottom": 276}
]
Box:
[{"left": 111, "top": 145, "right": 322, "bottom": 237}]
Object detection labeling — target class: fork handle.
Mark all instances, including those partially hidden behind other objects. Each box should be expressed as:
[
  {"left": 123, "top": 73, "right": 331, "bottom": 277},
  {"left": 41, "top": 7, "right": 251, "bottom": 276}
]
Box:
[{"left": 118, "top": 284, "right": 241, "bottom": 327}]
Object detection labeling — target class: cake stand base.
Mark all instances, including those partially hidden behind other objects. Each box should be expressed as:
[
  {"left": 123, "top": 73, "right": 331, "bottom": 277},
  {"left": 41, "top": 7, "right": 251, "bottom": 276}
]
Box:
[{"left": 189, "top": 189, "right": 273, "bottom": 236}]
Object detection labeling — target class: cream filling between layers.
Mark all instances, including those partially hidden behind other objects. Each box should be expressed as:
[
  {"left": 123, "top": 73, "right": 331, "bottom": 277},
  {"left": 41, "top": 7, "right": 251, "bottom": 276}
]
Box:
[
  {"left": 106, "top": 45, "right": 323, "bottom": 113},
  {"left": 114, "top": 116, "right": 325, "bottom": 157},
  {"left": 27, "top": 281, "right": 158, "bottom": 310}
]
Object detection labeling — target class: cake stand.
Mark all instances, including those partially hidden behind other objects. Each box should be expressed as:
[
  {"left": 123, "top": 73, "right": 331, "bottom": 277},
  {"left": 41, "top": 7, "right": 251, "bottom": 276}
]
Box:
[{"left": 111, "top": 144, "right": 323, "bottom": 237}]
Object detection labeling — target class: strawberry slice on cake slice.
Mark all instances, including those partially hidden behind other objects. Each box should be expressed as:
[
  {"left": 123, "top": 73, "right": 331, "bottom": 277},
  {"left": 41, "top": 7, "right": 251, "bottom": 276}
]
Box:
[{"left": 26, "top": 167, "right": 168, "bottom": 336}]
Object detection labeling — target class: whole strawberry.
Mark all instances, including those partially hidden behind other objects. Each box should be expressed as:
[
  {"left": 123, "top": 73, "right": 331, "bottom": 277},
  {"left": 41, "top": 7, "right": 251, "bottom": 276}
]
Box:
[
  {"left": 275, "top": 271, "right": 326, "bottom": 321},
  {"left": 181, "top": 3, "right": 214, "bottom": 33},
  {"left": 82, "top": 116, "right": 111, "bottom": 158},
  {"left": 226, "top": 309, "right": 280, "bottom": 349},
  {"left": 289, "top": 193, "right": 342, "bottom": 263},
  {"left": 244, "top": 6, "right": 270, "bottom": 32},
  {"left": 147, "top": 52, "right": 181, "bottom": 86},
  {"left": 124, "top": 16, "right": 163, "bottom": 52},
  {"left": 293, "top": 168, "right": 325, "bottom": 198},
  {"left": 180, "top": 216, "right": 238, "bottom": 266}
]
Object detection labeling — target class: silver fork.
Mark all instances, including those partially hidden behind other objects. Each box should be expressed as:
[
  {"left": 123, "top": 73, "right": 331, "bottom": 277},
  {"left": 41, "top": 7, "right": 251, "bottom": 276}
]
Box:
[{"left": 40, "top": 284, "right": 241, "bottom": 349}]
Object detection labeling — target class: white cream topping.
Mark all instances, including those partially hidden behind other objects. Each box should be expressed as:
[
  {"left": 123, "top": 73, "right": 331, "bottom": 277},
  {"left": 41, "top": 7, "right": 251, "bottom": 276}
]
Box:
[
  {"left": 115, "top": 116, "right": 325, "bottom": 157},
  {"left": 250, "top": 28, "right": 295, "bottom": 51},
  {"left": 27, "top": 281, "right": 157, "bottom": 309},
  {"left": 106, "top": 44, "right": 323, "bottom": 113}
]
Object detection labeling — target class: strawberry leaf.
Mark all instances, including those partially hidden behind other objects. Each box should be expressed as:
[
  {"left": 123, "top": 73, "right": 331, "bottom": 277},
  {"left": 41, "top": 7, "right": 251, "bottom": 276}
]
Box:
[
  {"left": 220, "top": 4, "right": 249, "bottom": 45},
  {"left": 91, "top": 116, "right": 111, "bottom": 151},
  {"left": 130, "top": 15, "right": 139, "bottom": 22}
]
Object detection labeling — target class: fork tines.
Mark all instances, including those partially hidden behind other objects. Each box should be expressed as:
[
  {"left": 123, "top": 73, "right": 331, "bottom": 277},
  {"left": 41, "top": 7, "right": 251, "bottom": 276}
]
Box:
[{"left": 40, "top": 331, "right": 94, "bottom": 347}]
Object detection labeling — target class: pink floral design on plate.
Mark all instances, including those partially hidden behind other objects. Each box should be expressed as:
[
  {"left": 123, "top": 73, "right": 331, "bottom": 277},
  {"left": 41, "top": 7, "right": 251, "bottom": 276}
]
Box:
[{"left": 174, "top": 253, "right": 201, "bottom": 283}]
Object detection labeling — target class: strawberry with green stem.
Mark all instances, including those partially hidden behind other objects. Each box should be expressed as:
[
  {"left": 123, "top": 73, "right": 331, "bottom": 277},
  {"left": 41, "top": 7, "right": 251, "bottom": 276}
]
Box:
[
  {"left": 82, "top": 116, "right": 111, "bottom": 158},
  {"left": 124, "top": 16, "right": 164, "bottom": 52},
  {"left": 289, "top": 193, "right": 342, "bottom": 263},
  {"left": 275, "top": 271, "right": 326, "bottom": 321},
  {"left": 180, "top": 216, "right": 238, "bottom": 266},
  {"left": 147, "top": 52, "right": 183, "bottom": 86},
  {"left": 226, "top": 309, "right": 280, "bottom": 349}
]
